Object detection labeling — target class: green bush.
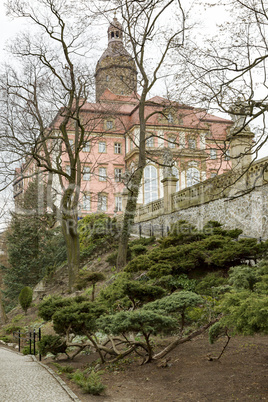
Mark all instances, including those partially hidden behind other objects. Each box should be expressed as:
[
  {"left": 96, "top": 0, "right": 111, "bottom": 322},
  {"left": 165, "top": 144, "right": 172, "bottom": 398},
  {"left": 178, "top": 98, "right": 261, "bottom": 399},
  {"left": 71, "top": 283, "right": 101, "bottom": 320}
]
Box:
[
  {"left": 106, "top": 251, "right": 118, "bottom": 266},
  {"left": 147, "top": 262, "right": 173, "bottom": 278},
  {"left": 75, "top": 271, "right": 105, "bottom": 291},
  {"left": 22, "top": 345, "right": 31, "bottom": 355},
  {"left": 130, "top": 244, "right": 147, "bottom": 257},
  {"left": 129, "top": 236, "right": 156, "bottom": 247},
  {"left": 75, "top": 271, "right": 105, "bottom": 300},
  {"left": 4, "top": 325, "right": 22, "bottom": 335},
  {"left": 38, "top": 334, "right": 68, "bottom": 356},
  {"left": 52, "top": 363, "right": 74, "bottom": 374},
  {"left": 80, "top": 371, "right": 106, "bottom": 395},
  {"left": 70, "top": 369, "right": 106, "bottom": 395},
  {"left": 156, "top": 274, "right": 196, "bottom": 292},
  {"left": 18, "top": 287, "right": 33, "bottom": 314},
  {"left": 125, "top": 254, "right": 153, "bottom": 272},
  {"left": 52, "top": 301, "right": 106, "bottom": 336},
  {"left": 38, "top": 296, "right": 72, "bottom": 321},
  {"left": 0, "top": 335, "right": 12, "bottom": 343},
  {"left": 195, "top": 272, "right": 228, "bottom": 296}
]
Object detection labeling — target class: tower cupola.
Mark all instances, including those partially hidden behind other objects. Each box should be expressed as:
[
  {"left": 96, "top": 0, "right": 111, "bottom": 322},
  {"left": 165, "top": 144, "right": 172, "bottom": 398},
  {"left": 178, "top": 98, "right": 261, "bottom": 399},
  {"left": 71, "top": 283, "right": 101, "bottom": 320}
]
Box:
[
  {"left": 108, "top": 15, "right": 123, "bottom": 42},
  {"left": 95, "top": 15, "right": 137, "bottom": 102}
]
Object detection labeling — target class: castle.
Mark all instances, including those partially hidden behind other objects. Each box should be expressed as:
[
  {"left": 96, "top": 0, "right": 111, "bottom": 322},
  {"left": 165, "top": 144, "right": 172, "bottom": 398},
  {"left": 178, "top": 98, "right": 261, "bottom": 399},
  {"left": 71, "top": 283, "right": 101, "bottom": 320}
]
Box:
[{"left": 13, "top": 16, "right": 253, "bottom": 216}]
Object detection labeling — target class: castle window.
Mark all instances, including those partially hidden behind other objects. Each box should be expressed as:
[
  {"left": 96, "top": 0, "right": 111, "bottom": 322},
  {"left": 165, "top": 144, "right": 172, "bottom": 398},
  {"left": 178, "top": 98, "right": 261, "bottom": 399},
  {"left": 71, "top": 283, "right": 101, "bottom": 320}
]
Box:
[
  {"left": 106, "top": 120, "right": 113, "bottom": 130},
  {"left": 114, "top": 143, "right": 122, "bottom": 154},
  {"left": 168, "top": 136, "right": 176, "bottom": 148},
  {"left": 210, "top": 148, "right": 217, "bottom": 159},
  {"left": 168, "top": 113, "right": 174, "bottom": 123},
  {"left": 66, "top": 165, "right": 71, "bottom": 176},
  {"left": 99, "top": 141, "right": 106, "bottom": 153},
  {"left": 115, "top": 196, "right": 122, "bottom": 212},
  {"left": 225, "top": 150, "right": 230, "bottom": 161},
  {"left": 99, "top": 167, "right": 107, "bottom": 181},
  {"left": 116, "top": 31, "right": 119, "bottom": 38},
  {"left": 83, "top": 142, "right": 90, "bottom": 152},
  {"left": 98, "top": 193, "right": 107, "bottom": 211},
  {"left": 115, "top": 168, "right": 123, "bottom": 182},
  {"left": 186, "top": 167, "right": 200, "bottom": 187},
  {"left": 83, "top": 166, "right": 90, "bottom": 181},
  {"left": 146, "top": 136, "right": 154, "bottom": 148},
  {"left": 120, "top": 75, "right": 123, "bottom": 81},
  {"left": 111, "top": 32, "right": 114, "bottom": 38},
  {"left": 82, "top": 194, "right": 91, "bottom": 210},
  {"left": 188, "top": 138, "right": 196, "bottom": 149},
  {"left": 69, "top": 139, "right": 74, "bottom": 150},
  {"left": 144, "top": 165, "right": 158, "bottom": 204}
]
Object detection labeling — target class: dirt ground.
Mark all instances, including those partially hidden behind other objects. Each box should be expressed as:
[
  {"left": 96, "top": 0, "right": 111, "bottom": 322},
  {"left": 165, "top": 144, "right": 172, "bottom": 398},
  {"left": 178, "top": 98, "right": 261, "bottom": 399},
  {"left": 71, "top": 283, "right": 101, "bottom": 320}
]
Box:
[{"left": 45, "top": 334, "right": 268, "bottom": 402}]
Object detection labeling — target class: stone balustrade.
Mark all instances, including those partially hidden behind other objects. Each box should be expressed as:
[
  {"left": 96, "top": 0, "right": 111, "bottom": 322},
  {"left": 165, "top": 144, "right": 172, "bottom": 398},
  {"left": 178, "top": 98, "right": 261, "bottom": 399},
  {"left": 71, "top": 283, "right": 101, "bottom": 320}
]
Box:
[{"left": 132, "top": 156, "right": 268, "bottom": 239}]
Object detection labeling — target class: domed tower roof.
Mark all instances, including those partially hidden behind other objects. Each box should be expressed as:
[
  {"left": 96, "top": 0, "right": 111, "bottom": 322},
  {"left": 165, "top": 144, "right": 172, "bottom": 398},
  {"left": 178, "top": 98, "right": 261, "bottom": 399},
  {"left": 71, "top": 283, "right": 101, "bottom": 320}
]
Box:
[{"left": 95, "top": 15, "right": 137, "bottom": 102}]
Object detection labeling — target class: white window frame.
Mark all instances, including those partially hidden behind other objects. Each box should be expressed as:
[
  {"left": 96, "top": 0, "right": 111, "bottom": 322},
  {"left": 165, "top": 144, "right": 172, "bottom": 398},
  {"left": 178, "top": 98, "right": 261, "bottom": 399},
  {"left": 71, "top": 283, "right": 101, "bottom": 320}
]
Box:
[
  {"left": 210, "top": 148, "right": 217, "bottom": 160},
  {"left": 98, "top": 194, "right": 107, "bottom": 211},
  {"left": 168, "top": 136, "right": 176, "bottom": 148},
  {"left": 115, "top": 168, "right": 123, "bottom": 182},
  {"left": 114, "top": 143, "right": 122, "bottom": 154},
  {"left": 188, "top": 138, "right": 196, "bottom": 149},
  {"left": 82, "top": 194, "right": 91, "bottom": 210},
  {"left": 83, "top": 166, "right": 90, "bottom": 181},
  {"left": 99, "top": 141, "right": 106, "bottom": 153},
  {"left": 186, "top": 167, "right": 200, "bottom": 187},
  {"left": 225, "top": 149, "right": 230, "bottom": 161},
  {"left": 115, "top": 196, "right": 122, "bottom": 212},
  {"left": 106, "top": 120, "right": 113, "bottom": 130},
  {"left": 66, "top": 165, "right": 71, "bottom": 176},
  {"left": 83, "top": 142, "right": 90, "bottom": 152},
  {"left": 146, "top": 136, "right": 154, "bottom": 148},
  {"left": 144, "top": 165, "right": 158, "bottom": 204},
  {"left": 99, "top": 167, "right": 107, "bottom": 181}
]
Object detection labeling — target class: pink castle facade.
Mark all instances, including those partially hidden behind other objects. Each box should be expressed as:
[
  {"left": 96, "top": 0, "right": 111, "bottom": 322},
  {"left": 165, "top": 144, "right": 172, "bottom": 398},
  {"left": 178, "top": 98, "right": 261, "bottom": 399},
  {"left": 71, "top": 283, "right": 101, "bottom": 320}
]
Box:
[{"left": 14, "top": 17, "right": 234, "bottom": 217}]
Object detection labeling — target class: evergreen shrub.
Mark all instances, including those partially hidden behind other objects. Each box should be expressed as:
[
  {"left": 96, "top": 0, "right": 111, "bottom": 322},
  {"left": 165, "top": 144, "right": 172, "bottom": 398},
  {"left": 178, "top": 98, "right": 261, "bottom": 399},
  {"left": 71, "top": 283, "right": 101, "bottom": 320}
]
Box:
[
  {"left": 18, "top": 287, "right": 33, "bottom": 314},
  {"left": 38, "top": 334, "right": 68, "bottom": 356}
]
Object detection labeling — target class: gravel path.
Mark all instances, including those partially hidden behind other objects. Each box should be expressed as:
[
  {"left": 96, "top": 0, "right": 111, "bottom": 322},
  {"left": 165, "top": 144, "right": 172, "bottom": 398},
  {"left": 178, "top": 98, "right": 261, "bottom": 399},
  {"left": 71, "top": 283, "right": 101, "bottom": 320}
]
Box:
[{"left": 0, "top": 347, "right": 79, "bottom": 401}]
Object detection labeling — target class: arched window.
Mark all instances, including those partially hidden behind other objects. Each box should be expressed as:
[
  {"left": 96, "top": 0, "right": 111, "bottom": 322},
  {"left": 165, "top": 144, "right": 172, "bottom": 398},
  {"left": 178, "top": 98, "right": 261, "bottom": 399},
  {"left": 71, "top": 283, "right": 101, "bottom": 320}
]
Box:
[
  {"left": 186, "top": 167, "right": 200, "bottom": 187},
  {"left": 144, "top": 165, "right": 158, "bottom": 204}
]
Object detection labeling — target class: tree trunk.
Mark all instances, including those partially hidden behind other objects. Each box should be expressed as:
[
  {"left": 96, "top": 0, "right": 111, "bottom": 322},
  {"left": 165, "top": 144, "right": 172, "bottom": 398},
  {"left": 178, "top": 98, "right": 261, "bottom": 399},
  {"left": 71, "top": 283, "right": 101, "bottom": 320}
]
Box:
[
  {"left": 117, "top": 167, "right": 143, "bottom": 269},
  {"left": 117, "top": 97, "right": 147, "bottom": 269},
  {"left": 62, "top": 216, "right": 80, "bottom": 292},
  {"left": 153, "top": 318, "right": 219, "bottom": 360}
]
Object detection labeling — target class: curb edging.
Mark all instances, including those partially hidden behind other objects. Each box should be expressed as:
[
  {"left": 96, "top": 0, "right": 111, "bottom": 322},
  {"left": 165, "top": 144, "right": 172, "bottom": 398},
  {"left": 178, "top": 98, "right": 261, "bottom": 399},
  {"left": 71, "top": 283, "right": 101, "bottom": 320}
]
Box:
[{"left": 32, "top": 355, "right": 81, "bottom": 401}]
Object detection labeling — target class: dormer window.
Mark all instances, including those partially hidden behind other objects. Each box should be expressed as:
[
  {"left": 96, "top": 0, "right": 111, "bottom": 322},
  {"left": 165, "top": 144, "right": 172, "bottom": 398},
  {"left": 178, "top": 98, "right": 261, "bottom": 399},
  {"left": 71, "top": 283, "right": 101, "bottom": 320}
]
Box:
[
  {"left": 106, "top": 120, "right": 113, "bottom": 130},
  {"left": 168, "top": 113, "right": 174, "bottom": 123}
]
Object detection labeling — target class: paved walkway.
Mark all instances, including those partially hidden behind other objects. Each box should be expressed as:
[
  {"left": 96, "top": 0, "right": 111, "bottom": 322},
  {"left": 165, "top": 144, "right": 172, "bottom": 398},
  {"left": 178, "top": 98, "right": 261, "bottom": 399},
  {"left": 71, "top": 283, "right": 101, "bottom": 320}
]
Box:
[{"left": 0, "top": 347, "right": 79, "bottom": 401}]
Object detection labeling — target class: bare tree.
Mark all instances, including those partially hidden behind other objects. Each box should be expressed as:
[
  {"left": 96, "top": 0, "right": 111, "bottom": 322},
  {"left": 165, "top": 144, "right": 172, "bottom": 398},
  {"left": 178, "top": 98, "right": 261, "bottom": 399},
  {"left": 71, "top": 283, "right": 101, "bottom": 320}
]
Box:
[
  {"left": 0, "top": 0, "right": 99, "bottom": 290},
  {"left": 93, "top": 0, "right": 188, "bottom": 268},
  {"left": 174, "top": 0, "right": 268, "bottom": 164}
]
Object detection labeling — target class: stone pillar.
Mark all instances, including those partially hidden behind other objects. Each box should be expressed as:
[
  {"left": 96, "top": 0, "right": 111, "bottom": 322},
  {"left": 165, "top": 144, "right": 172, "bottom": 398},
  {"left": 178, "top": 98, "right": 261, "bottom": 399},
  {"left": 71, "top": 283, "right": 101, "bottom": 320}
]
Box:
[
  {"left": 161, "top": 177, "right": 178, "bottom": 213},
  {"left": 227, "top": 128, "right": 254, "bottom": 170},
  {"left": 228, "top": 100, "right": 255, "bottom": 170}
]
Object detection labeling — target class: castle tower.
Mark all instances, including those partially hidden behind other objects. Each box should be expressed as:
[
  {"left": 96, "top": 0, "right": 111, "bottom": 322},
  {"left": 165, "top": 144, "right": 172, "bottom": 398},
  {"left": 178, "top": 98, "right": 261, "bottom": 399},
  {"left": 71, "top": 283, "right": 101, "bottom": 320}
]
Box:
[{"left": 95, "top": 16, "right": 137, "bottom": 102}]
